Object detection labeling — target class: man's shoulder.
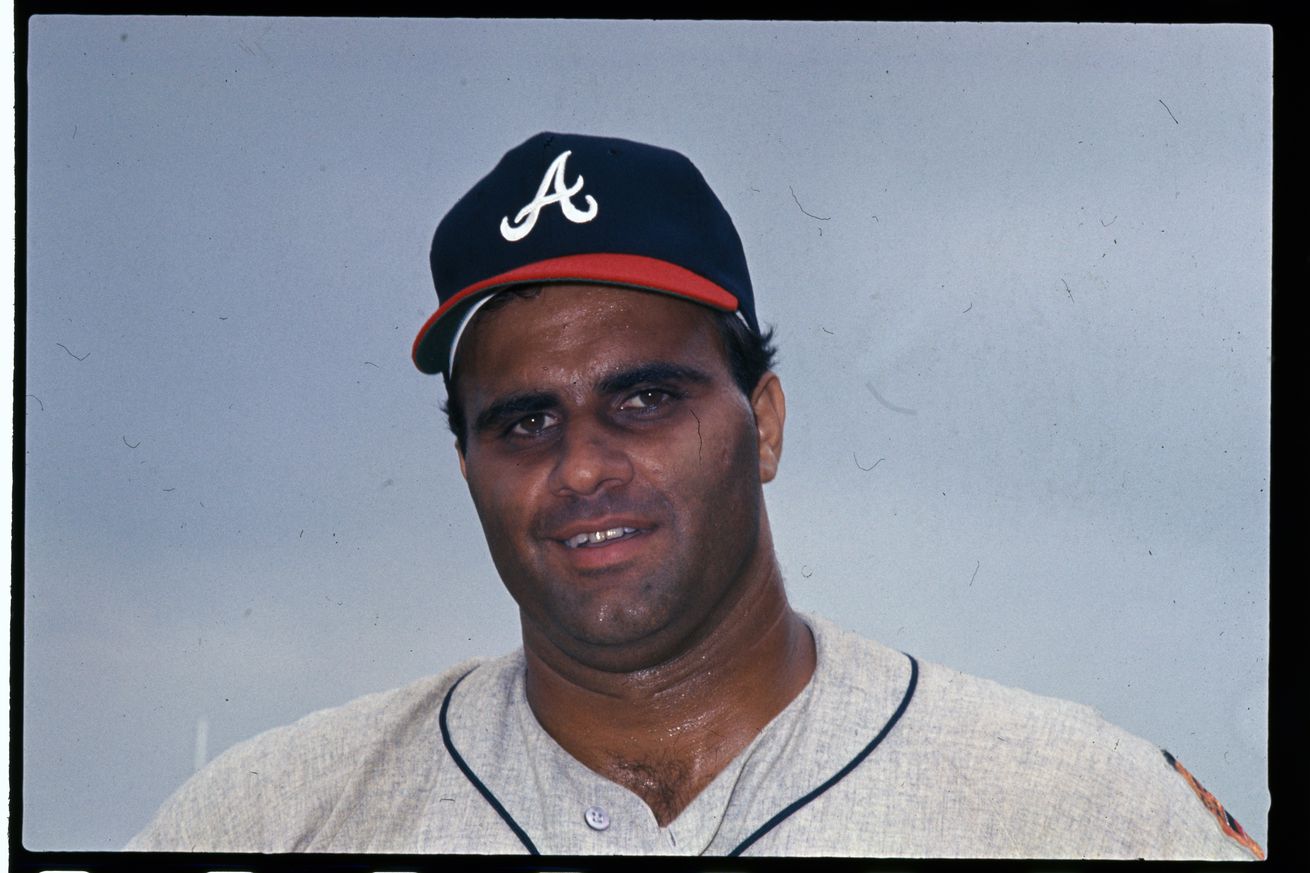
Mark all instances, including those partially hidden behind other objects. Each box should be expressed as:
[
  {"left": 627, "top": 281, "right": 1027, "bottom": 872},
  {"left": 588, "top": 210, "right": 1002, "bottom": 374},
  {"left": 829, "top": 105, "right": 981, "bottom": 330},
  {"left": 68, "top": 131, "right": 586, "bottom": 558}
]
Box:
[
  {"left": 799, "top": 615, "right": 1260, "bottom": 859},
  {"left": 807, "top": 613, "right": 1132, "bottom": 770},
  {"left": 911, "top": 650, "right": 1112, "bottom": 742},
  {"left": 808, "top": 614, "right": 1178, "bottom": 769},
  {"left": 126, "top": 654, "right": 514, "bottom": 852}
]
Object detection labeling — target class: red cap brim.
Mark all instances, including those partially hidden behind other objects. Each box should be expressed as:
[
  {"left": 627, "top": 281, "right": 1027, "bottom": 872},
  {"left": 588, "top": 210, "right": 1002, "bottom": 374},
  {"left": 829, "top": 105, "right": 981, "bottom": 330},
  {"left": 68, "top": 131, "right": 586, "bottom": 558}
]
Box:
[{"left": 411, "top": 253, "right": 740, "bottom": 375}]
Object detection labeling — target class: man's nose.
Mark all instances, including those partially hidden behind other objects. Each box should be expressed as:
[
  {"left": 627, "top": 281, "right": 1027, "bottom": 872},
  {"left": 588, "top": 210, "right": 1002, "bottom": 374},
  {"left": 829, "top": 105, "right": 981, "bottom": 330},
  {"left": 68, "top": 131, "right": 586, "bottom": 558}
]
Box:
[{"left": 547, "top": 419, "right": 634, "bottom": 497}]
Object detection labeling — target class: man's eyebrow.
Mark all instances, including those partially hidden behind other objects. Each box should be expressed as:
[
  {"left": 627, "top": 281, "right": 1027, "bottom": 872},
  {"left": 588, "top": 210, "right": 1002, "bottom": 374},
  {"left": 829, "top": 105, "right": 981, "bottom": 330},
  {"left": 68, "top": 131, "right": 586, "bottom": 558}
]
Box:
[
  {"left": 598, "top": 363, "right": 714, "bottom": 396},
  {"left": 472, "top": 392, "right": 559, "bottom": 433},
  {"left": 472, "top": 365, "right": 712, "bottom": 432}
]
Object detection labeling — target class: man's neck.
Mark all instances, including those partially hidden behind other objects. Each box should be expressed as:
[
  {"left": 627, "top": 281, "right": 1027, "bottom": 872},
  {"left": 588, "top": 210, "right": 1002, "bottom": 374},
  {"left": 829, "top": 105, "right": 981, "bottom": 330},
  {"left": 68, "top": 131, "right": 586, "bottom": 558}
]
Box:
[{"left": 519, "top": 570, "right": 816, "bottom": 827}]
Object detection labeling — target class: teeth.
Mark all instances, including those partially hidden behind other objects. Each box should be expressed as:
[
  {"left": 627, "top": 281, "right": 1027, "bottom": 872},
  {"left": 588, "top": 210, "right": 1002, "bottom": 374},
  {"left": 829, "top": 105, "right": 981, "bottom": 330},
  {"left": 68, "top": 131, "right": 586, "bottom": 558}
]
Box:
[{"left": 564, "top": 527, "right": 638, "bottom": 548}]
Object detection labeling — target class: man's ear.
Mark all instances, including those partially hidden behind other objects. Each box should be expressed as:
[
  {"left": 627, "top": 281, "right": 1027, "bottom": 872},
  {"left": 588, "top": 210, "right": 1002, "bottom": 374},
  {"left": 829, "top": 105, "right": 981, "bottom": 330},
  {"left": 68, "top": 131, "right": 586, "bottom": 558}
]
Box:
[
  {"left": 457, "top": 443, "right": 468, "bottom": 481},
  {"left": 751, "top": 371, "right": 785, "bottom": 483}
]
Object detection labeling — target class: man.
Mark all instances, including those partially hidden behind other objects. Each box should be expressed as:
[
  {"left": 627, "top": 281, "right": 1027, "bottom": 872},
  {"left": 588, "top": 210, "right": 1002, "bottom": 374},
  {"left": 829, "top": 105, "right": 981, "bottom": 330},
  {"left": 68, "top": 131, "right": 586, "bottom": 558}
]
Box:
[{"left": 128, "top": 132, "right": 1262, "bottom": 859}]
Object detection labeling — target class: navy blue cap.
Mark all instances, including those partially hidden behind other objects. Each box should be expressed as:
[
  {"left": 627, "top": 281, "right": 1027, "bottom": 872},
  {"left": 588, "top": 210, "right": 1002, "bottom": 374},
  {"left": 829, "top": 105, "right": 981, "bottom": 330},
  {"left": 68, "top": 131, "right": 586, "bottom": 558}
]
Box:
[{"left": 412, "top": 132, "right": 759, "bottom": 376}]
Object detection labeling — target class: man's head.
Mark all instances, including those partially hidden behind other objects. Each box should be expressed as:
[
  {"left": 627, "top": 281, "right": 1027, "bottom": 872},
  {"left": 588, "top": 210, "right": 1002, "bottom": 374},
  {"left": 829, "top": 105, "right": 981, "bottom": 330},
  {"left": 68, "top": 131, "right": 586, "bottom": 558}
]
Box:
[
  {"left": 449, "top": 283, "right": 785, "bottom": 672},
  {"left": 413, "top": 133, "right": 786, "bottom": 671}
]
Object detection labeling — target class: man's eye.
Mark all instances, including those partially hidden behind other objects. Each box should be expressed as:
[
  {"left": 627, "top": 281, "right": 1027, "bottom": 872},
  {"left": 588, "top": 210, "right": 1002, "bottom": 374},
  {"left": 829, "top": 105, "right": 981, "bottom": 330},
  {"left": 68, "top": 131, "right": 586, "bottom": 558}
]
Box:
[
  {"left": 619, "top": 389, "right": 673, "bottom": 411},
  {"left": 508, "top": 413, "right": 557, "bottom": 436}
]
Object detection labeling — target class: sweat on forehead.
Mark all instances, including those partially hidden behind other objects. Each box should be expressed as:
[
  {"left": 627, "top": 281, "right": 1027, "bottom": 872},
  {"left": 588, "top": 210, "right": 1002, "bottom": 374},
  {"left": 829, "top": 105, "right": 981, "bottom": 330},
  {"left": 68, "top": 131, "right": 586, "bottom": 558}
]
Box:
[
  {"left": 440, "top": 283, "right": 777, "bottom": 455},
  {"left": 451, "top": 284, "right": 725, "bottom": 381}
]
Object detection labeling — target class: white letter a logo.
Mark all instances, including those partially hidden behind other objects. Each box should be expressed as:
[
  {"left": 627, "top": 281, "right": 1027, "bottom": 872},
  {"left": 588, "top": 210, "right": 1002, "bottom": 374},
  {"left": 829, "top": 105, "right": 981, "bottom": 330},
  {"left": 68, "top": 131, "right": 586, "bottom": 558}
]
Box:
[{"left": 500, "top": 150, "right": 599, "bottom": 242}]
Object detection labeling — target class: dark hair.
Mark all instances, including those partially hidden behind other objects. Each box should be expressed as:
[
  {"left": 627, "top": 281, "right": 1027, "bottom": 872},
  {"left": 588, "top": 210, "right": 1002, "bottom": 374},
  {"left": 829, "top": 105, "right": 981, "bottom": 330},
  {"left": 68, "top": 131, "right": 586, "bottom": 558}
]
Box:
[{"left": 440, "top": 292, "right": 778, "bottom": 454}]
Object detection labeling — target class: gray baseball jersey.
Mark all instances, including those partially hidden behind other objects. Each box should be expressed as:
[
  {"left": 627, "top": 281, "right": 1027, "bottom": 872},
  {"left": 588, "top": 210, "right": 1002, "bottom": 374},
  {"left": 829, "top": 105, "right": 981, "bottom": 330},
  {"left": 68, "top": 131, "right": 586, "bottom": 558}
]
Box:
[{"left": 127, "top": 614, "right": 1261, "bottom": 858}]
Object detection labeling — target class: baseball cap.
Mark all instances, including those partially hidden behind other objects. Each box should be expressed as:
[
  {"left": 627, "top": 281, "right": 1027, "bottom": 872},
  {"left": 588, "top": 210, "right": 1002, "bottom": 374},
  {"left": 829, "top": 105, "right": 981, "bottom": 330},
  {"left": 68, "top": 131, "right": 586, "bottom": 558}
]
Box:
[{"left": 411, "top": 131, "right": 759, "bottom": 377}]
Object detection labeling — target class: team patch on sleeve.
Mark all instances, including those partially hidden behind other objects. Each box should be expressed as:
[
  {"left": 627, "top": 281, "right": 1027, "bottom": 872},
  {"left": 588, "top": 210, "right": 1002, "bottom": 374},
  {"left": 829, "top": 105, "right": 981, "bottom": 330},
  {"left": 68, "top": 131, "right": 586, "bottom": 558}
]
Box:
[{"left": 1161, "top": 749, "right": 1264, "bottom": 860}]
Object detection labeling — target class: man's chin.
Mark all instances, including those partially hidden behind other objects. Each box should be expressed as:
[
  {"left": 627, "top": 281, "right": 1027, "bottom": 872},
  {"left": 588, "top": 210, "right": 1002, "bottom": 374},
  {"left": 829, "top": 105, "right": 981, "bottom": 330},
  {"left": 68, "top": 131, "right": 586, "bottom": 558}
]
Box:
[{"left": 532, "top": 605, "right": 699, "bottom": 673}]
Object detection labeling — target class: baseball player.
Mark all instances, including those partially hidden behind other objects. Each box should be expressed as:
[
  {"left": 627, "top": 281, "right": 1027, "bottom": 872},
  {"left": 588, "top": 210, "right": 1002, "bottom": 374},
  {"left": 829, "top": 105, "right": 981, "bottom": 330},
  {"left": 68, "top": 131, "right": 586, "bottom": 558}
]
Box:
[{"left": 128, "top": 132, "right": 1263, "bottom": 859}]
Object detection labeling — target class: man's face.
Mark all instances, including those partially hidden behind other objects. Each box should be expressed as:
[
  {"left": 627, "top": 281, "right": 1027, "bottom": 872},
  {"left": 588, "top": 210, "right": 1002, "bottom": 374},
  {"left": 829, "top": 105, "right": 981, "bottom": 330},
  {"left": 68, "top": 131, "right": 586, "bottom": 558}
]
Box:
[{"left": 454, "top": 284, "right": 784, "bottom": 672}]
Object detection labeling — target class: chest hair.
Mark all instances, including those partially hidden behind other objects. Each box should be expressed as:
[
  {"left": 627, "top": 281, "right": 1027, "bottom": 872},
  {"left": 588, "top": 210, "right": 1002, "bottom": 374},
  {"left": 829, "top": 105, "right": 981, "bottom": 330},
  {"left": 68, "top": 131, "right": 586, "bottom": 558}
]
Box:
[{"left": 605, "top": 753, "right": 705, "bottom": 827}]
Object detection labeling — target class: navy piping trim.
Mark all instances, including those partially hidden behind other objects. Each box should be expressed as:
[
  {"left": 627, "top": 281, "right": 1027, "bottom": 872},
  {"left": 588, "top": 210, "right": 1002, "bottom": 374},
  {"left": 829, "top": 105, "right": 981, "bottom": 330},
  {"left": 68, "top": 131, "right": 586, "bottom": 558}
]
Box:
[
  {"left": 727, "top": 652, "right": 920, "bottom": 857},
  {"left": 439, "top": 670, "right": 541, "bottom": 855}
]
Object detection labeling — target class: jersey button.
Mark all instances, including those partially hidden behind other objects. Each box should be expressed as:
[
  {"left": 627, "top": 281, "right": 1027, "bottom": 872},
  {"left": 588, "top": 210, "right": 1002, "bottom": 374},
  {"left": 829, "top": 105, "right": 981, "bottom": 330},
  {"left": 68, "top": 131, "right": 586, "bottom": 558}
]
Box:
[{"left": 584, "top": 805, "right": 610, "bottom": 831}]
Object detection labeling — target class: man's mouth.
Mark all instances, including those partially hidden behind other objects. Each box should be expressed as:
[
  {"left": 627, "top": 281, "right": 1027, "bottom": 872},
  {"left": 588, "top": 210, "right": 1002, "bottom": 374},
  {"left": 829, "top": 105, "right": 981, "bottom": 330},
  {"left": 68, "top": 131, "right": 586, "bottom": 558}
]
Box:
[{"left": 562, "top": 527, "right": 641, "bottom": 549}]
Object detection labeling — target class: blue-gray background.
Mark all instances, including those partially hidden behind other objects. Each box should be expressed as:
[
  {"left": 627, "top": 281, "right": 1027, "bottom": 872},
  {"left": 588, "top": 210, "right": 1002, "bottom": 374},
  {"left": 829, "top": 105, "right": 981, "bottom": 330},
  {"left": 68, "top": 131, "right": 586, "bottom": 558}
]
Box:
[{"left": 23, "top": 19, "right": 1270, "bottom": 852}]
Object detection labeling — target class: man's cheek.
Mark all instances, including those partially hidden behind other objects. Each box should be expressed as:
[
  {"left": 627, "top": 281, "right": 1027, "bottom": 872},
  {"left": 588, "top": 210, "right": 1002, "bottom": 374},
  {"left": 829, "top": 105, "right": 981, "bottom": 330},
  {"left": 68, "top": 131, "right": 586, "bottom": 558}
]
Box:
[{"left": 469, "top": 484, "right": 516, "bottom": 546}]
